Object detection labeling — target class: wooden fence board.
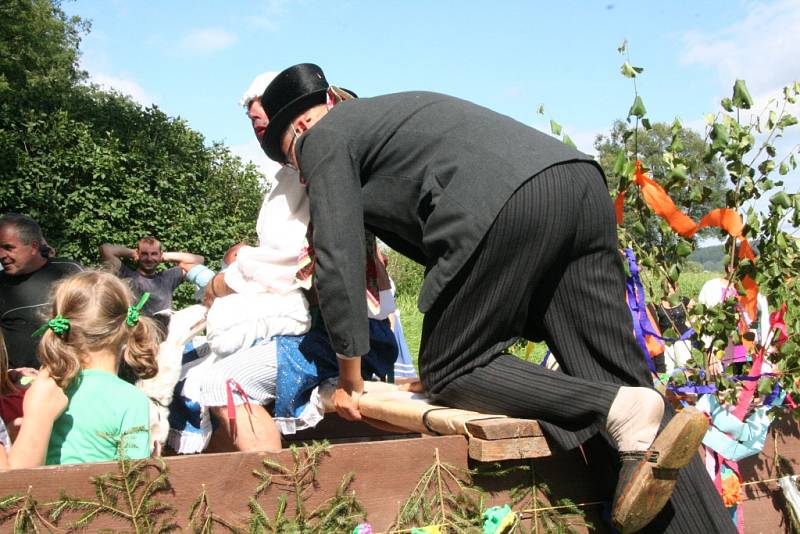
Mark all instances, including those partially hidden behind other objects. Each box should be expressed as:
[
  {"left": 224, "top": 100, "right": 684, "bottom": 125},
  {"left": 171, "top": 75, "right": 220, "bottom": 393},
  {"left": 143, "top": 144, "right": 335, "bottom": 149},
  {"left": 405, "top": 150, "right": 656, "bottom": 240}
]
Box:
[
  {"left": 0, "top": 435, "right": 468, "bottom": 532},
  {"left": 738, "top": 415, "right": 800, "bottom": 533},
  {"left": 1, "top": 416, "right": 798, "bottom": 532}
]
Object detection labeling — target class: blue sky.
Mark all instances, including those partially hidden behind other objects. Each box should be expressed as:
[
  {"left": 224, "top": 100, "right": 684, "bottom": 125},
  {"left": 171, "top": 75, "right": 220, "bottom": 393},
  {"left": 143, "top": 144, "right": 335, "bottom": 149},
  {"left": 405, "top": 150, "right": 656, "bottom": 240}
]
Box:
[{"left": 64, "top": 0, "right": 799, "bottom": 194}]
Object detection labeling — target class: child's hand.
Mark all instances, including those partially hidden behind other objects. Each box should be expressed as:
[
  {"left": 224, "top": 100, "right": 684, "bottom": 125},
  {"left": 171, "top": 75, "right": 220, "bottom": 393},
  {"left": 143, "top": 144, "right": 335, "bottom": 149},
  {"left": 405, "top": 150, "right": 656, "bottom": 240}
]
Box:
[
  {"left": 9, "top": 368, "right": 38, "bottom": 385},
  {"left": 22, "top": 369, "right": 67, "bottom": 421},
  {"left": 707, "top": 351, "right": 724, "bottom": 378}
]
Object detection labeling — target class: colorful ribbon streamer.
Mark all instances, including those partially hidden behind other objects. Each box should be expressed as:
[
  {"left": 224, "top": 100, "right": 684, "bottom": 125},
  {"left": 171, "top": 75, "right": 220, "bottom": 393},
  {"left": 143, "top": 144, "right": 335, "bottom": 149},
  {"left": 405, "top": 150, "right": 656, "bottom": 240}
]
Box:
[{"left": 616, "top": 161, "right": 758, "bottom": 320}]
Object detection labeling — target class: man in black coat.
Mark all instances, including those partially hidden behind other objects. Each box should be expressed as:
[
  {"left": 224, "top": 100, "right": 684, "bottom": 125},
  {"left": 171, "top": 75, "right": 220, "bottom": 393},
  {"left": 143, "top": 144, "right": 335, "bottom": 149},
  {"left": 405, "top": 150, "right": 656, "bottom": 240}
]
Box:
[{"left": 258, "top": 63, "right": 734, "bottom": 533}]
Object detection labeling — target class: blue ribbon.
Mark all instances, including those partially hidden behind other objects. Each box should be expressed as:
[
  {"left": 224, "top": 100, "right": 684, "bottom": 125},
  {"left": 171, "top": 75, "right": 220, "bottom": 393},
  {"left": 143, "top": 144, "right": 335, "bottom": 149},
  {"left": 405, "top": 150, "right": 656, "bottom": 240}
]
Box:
[
  {"left": 540, "top": 350, "right": 552, "bottom": 368},
  {"left": 764, "top": 382, "right": 784, "bottom": 406},
  {"left": 697, "top": 392, "right": 784, "bottom": 461},
  {"left": 624, "top": 248, "right": 658, "bottom": 372},
  {"left": 667, "top": 369, "right": 781, "bottom": 398}
]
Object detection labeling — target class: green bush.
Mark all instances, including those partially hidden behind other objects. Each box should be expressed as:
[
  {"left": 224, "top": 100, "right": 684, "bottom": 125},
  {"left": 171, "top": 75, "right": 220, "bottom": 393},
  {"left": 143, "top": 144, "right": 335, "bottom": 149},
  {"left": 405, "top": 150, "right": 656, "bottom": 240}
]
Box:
[{"left": 385, "top": 249, "right": 424, "bottom": 300}]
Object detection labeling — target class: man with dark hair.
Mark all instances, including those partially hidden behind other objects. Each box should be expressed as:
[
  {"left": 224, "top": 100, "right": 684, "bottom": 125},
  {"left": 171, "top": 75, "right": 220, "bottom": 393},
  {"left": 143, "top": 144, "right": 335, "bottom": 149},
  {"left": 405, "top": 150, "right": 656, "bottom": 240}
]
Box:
[
  {"left": 257, "top": 63, "right": 734, "bottom": 533},
  {"left": 99, "top": 237, "right": 205, "bottom": 317},
  {"left": 0, "top": 213, "right": 82, "bottom": 368}
]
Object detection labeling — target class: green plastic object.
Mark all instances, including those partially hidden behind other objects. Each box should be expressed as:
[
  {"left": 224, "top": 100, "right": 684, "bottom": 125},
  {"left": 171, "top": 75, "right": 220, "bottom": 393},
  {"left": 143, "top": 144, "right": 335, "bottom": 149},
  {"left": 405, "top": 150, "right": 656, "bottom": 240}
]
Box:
[{"left": 483, "top": 504, "right": 515, "bottom": 534}]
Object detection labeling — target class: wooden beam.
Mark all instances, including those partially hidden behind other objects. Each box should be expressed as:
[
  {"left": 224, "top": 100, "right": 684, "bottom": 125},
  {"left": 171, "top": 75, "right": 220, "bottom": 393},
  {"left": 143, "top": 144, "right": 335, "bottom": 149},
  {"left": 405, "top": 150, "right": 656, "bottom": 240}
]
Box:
[
  {"left": 738, "top": 414, "right": 800, "bottom": 533},
  {"left": 468, "top": 436, "right": 552, "bottom": 462},
  {"left": 465, "top": 418, "right": 544, "bottom": 440},
  {"left": 320, "top": 382, "right": 552, "bottom": 452}
]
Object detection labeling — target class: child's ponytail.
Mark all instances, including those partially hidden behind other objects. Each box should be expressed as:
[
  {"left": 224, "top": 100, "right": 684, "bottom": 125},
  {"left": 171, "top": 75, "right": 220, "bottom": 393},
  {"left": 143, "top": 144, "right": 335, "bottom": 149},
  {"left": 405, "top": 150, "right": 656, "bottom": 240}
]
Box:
[
  {"left": 38, "top": 326, "right": 82, "bottom": 388},
  {"left": 122, "top": 316, "right": 159, "bottom": 380}
]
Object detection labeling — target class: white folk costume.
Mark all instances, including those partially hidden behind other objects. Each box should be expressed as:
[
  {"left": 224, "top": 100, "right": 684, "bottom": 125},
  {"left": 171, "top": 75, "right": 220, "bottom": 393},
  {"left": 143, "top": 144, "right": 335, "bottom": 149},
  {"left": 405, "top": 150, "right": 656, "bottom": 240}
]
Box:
[{"left": 206, "top": 166, "right": 313, "bottom": 357}]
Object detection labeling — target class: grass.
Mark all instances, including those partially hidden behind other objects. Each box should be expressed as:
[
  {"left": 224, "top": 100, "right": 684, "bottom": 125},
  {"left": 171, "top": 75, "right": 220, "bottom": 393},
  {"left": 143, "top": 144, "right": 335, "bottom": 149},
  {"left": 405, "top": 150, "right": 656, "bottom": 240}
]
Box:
[
  {"left": 396, "top": 292, "right": 423, "bottom": 368},
  {"left": 677, "top": 271, "right": 721, "bottom": 300},
  {"left": 394, "top": 270, "right": 723, "bottom": 369}
]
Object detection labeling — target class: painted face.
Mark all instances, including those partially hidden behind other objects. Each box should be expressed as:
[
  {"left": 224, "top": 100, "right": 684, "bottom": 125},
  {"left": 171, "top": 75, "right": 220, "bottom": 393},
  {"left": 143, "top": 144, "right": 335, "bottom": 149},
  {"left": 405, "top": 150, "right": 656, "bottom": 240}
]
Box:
[
  {"left": 137, "top": 242, "right": 163, "bottom": 274},
  {"left": 0, "top": 225, "right": 40, "bottom": 276},
  {"left": 247, "top": 99, "right": 269, "bottom": 143}
]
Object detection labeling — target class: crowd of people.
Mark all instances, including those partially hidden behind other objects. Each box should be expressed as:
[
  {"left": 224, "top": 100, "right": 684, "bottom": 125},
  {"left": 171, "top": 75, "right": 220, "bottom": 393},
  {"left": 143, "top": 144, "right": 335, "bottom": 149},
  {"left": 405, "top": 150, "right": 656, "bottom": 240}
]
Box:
[
  {"left": 0, "top": 63, "right": 755, "bottom": 532},
  {"left": 0, "top": 70, "right": 417, "bottom": 465}
]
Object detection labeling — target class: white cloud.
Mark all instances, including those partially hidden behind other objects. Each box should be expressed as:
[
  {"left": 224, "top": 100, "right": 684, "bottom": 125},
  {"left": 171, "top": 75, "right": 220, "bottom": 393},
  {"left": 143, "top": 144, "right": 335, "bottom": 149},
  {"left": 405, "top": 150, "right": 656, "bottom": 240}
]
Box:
[
  {"left": 90, "top": 73, "right": 156, "bottom": 106},
  {"left": 245, "top": 0, "right": 308, "bottom": 30},
  {"left": 680, "top": 0, "right": 800, "bottom": 97},
  {"left": 679, "top": 1, "right": 800, "bottom": 195},
  {"left": 229, "top": 140, "right": 282, "bottom": 186},
  {"left": 248, "top": 16, "right": 279, "bottom": 32},
  {"left": 179, "top": 28, "right": 238, "bottom": 53}
]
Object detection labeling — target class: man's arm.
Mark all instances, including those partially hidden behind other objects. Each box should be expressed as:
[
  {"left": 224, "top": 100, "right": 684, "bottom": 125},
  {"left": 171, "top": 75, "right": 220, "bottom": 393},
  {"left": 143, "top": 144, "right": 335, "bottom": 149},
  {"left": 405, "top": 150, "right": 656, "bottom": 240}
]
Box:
[
  {"left": 297, "top": 128, "right": 370, "bottom": 357},
  {"left": 333, "top": 355, "right": 364, "bottom": 421},
  {"left": 99, "top": 243, "right": 135, "bottom": 273},
  {"left": 297, "top": 129, "right": 371, "bottom": 422},
  {"left": 162, "top": 251, "right": 204, "bottom": 276}
]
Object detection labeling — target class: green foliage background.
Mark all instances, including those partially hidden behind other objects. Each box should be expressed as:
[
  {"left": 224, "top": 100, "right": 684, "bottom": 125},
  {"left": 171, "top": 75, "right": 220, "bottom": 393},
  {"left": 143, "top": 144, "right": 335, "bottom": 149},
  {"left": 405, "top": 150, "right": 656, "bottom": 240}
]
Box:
[
  {"left": 0, "top": 0, "right": 267, "bottom": 307},
  {"left": 605, "top": 42, "right": 800, "bottom": 406}
]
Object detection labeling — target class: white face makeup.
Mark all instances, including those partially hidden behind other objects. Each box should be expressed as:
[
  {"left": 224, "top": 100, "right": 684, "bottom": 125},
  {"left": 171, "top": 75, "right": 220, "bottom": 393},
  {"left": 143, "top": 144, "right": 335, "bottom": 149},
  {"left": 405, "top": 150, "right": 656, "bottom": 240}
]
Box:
[{"left": 247, "top": 99, "right": 269, "bottom": 143}]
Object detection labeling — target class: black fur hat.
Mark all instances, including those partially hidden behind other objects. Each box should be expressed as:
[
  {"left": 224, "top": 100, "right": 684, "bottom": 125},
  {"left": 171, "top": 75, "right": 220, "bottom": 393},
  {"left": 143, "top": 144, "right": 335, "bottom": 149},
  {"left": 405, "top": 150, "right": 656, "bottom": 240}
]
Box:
[{"left": 260, "top": 63, "right": 329, "bottom": 164}]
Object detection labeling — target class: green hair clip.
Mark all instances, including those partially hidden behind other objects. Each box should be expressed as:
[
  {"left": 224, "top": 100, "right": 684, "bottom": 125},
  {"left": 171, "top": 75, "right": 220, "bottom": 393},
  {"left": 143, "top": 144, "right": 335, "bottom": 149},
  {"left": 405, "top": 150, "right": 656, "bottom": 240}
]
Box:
[
  {"left": 32, "top": 315, "right": 70, "bottom": 337},
  {"left": 126, "top": 292, "right": 150, "bottom": 327}
]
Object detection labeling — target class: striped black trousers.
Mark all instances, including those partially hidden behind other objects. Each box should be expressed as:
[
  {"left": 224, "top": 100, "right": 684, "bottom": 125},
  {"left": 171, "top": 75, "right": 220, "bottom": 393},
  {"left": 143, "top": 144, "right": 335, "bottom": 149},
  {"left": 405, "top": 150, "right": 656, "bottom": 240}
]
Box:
[{"left": 422, "top": 162, "right": 735, "bottom": 533}]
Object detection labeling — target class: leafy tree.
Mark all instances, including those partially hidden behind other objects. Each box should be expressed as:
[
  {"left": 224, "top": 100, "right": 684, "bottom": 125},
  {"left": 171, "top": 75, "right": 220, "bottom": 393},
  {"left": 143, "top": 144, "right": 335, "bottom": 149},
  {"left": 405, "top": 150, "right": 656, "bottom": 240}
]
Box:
[
  {"left": 0, "top": 0, "right": 87, "bottom": 107},
  {"left": 596, "top": 120, "right": 727, "bottom": 243},
  {"left": 0, "top": 0, "right": 267, "bottom": 308},
  {"left": 608, "top": 41, "right": 800, "bottom": 407}
]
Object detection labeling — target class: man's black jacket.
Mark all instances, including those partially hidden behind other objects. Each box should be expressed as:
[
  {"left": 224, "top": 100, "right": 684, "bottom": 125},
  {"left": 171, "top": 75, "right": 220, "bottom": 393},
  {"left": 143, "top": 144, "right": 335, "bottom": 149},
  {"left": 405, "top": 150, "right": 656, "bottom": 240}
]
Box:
[{"left": 295, "top": 91, "right": 598, "bottom": 357}]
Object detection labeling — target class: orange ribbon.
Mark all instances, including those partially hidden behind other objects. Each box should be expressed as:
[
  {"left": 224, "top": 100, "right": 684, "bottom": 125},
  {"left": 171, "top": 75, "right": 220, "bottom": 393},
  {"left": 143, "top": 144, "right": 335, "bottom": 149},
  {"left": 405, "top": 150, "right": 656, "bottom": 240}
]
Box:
[
  {"left": 644, "top": 305, "right": 665, "bottom": 356},
  {"left": 617, "top": 160, "right": 758, "bottom": 319}
]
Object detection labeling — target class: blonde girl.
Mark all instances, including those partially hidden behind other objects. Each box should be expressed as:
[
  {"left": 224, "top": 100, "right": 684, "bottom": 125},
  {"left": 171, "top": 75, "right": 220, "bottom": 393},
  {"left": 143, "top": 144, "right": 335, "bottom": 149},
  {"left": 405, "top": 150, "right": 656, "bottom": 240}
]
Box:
[{"left": 0, "top": 271, "right": 158, "bottom": 468}]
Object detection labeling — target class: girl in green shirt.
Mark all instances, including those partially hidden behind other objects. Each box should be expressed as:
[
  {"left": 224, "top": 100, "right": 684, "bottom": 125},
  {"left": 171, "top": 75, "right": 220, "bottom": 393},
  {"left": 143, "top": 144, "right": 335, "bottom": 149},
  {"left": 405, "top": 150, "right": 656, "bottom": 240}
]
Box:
[{"left": 0, "top": 271, "right": 159, "bottom": 468}]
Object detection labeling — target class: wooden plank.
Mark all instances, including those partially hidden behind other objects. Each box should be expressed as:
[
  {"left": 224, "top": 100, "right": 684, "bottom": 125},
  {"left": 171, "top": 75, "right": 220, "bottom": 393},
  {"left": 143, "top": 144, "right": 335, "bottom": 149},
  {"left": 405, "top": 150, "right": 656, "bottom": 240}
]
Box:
[
  {"left": 284, "top": 412, "right": 420, "bottom": 443},
  {"left": 468, "top": 435, "right": 552, "bottom": 462},
  {"left": 320, "top": 382, "right": 548, "bottom": 440},
  {"left": 465, "top": 418, "right": 544, "bottom": 440},
  {"left": 739, "top": 414, "right": 800, "bottom": 533},
  {"left": 0, "top": 435, "right": 469, "bottom": 532}
]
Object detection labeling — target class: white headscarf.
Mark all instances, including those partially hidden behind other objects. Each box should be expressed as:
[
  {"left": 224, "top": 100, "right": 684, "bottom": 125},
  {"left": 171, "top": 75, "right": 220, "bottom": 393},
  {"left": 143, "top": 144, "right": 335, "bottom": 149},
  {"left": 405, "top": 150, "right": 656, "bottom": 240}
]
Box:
[{"left": 239, "top": 71, "right": 279, "bottom": 109}]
